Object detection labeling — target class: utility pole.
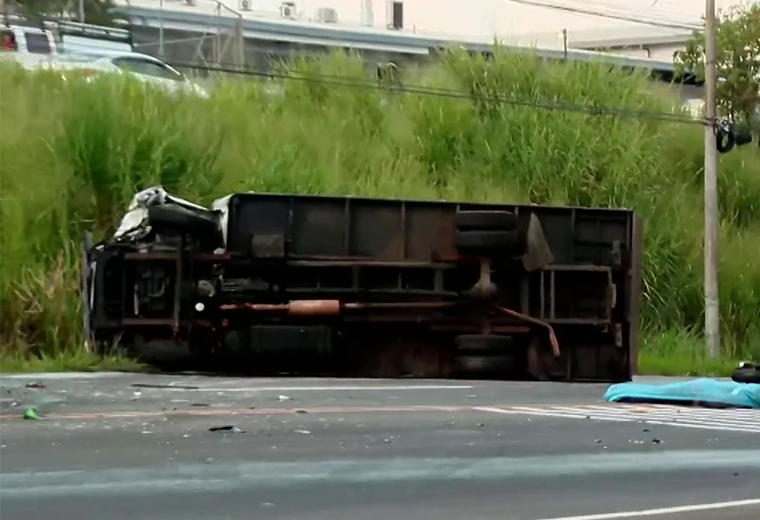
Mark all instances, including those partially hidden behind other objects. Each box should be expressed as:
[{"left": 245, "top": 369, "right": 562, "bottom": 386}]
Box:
[
  {"left": 561, "top": 28, "right": 568, "bottom": 59},
  {"left": 704, "top": 0, "right": 720, "bottom": 358},
  {"left": 79, "top": 0, "right": 85, "bottom": 23},
  {"left": 234, "top": 15, "right": 244, "bottom": 69},
  {"left": 159, "top": 0, "right": 165, "bottom": 58}
]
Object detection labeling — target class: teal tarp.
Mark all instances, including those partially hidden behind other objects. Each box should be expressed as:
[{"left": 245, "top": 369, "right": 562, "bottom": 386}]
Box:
[{"left": 604, "top": 378, "right": 760, "bottom": 409}]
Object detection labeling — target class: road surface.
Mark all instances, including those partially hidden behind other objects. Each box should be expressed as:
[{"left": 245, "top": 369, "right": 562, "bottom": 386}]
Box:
[{"left": 1, "top": 373, "right": 759, "bottom": 520}]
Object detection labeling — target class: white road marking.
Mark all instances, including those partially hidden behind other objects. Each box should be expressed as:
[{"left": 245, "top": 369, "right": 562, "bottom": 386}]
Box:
[
  {"left": 530, "top": 498, "right": 760, "bottom": 520},
  {"left": 474, "top": 404, "right": 760, "bottom": 433},
  {"left": 161, "top": 385, "right": 475, "bottom": 392},
  {"left": 0, "top": 372, "right": 126, "bottom": 380}
]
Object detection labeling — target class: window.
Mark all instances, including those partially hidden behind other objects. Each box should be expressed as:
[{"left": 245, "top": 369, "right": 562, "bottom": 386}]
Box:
[
  {"left": 112, "top": 57, "right": 184, "bottom": 82},
  {"left": 1, "top": 30, "right": 17, "bottom": 52},
  {"left": 24, "top": 33, "right": 52, "bottom": 54}
]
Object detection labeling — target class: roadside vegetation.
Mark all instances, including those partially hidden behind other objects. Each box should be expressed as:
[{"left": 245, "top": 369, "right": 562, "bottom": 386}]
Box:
[{"left": 1, "top": 48, "right": 758, "bottom": 374}]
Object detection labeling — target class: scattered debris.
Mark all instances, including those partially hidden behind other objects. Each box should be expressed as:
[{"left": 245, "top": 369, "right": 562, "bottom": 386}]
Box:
[
  {"left": 261, "top": 502, "right": 276, "bottom": 508},
  {"left": 278, "top": 395, "right": 291, "bottom": 402},
  {"left": 132, "top": 391, "right": 142, "bottom": 400},
  {"left": 652, "top": 438, "right": 663, "bottom": 444},
  {"left": 25, "top": 382, "right": 46, "bottom": 389},
  {"left": 23, "top": 407, "right": 39, "bottom": 420},
  {"left": 132, "top": 383, "right": 200, "bottom": 390},
  {"left": 594, "top": 439, "right": 602, "bottom": 444},
  {"left": 183, "top": 434, "right": 192, "bottom": 438},
  {"left": 294, "top": 409, "right": 308, "bottom": 414},
  {"left": 209, "top": 425, "right": 245, "bottom": 433},
  {"left": 642, "top": 428, "right": 651, "bottom": 432},
  {"left": 477, "top": 423, "right": 485, "bottom": 427},
  {"left": 294, "top": 429, "right": 311, "bottom": 435}
]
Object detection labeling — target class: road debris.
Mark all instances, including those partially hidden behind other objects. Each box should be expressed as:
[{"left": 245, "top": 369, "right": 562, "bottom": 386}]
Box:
[
  {"left": 294, "top": 409, "right": 308, "bottom": 414},
  {"left": 294, "top": 429, "right": 311, "bottom": 435},
  {"left": 191, "top": 403, "right": 210, "bottom": 407},
  {"left": 23, "top": 407, "right": 39, "bottom": 420},
  {"left": 209, "top": 425, "right": 245, "bottom": 433},
  {"left": 652, "top": 438, "right": 663, "bottom": 444},
  {"left": 594, "top": 439, "right": 602, "bottom": 443},
  {"left": 25, "top": 382, "right": 46, "bottom": 389},
  {"left": 278, "top": 395, "right": 291, "bottom": 402}
]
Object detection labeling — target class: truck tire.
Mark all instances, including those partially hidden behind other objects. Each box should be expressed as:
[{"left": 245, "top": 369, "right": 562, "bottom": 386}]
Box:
[
  {"left": 454, "top": 230, "right": 519, "bottom": 251},
  {"left": 455, "top": 211, "right": 517, "bottom": 231},
  {"left": 455, "top": 355, "right": 515, "bottom": 376},
  {"left": 148, "top": 204, "right": 221, "bottom": 240},
  {"left": 455, "top": 334, "right": 514, "bottom": 353},
  {"left": 731, "top": 365, "right": 760, "bottom": 384}
]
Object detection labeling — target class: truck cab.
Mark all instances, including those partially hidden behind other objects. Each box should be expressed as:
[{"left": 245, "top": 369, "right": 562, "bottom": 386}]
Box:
[{"left": 0, "top": 25, "right": 57, "bottom": 69}]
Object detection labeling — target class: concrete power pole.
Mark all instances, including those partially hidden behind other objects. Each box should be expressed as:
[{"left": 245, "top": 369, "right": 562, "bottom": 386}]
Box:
[
  {"left": 234, "top": 15, "right": 244, "bottom": 69},
  {"left": 704, "top": 0, "right": 720, "bottom": 358},
  {"left": 79, "top": 0, "right": 85, "bottom": 23}
]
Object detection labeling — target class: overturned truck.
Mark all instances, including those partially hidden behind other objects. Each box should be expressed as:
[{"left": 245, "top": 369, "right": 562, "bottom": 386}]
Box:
[{"left": 83, "top": 187, "right": 643, "bottom": 382}]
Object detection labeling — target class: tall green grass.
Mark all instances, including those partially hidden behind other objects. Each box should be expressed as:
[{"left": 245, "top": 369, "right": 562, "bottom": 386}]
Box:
[{"left": 1, "top": 48, "right": 759, "bottom": 368}]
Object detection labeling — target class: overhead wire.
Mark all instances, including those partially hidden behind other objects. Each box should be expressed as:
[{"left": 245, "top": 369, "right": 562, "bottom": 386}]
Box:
[
  {"left": 572, "top": 0, "right": 702, "bottom": 22},
  {"left": 501, "top": 0, "right": 703, "bottom": 30},
  {"left": 170, "top": 61, "right": 707, "bottom": 126}
]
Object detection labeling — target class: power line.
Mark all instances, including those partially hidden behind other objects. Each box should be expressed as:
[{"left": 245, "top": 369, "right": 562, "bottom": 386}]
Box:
[
  {"left": 574, "top": 0, "right": 702, "bottom": 22},
  {"left": 502, "top": 0, "right": 703, "bottom": 31},
  {"left": 171, "top": 61, "right": 706, "bottom": 126}
]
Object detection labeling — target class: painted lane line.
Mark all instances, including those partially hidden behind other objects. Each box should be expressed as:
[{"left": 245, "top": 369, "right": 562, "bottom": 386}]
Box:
[
  {"left": 475, "top": 406, "right": 760, "bottom": 433},
  {"left": 518, "top": 408, "right": 760, "bottom": 432},
  {"left": 529, "top": 497, "right": 760, "bottom": 520},
  {"left": 472, "top": 406, "right": 623, "bottom": 422},
  {"left": 0, "top": 404, "right": 471, "bottom": 421},
  {"left": 131, "top": 385, "right": 475, "bottom": 392},
  {"left": 644, "top": 420, "right": 760, "bottom": 434},
  {"left": 564, "top": 406, "right": 760, "bottom": 427},
  {"left": 549, "top": 406, "right": 760, "bottom": 430},
  {"left": 592, "top": 404, "right": 760, "bottom": 420}
]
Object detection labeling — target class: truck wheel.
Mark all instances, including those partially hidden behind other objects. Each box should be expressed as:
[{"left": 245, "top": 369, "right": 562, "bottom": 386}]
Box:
[
  {"left": 454, "top": 230, "right": 519, "bottom": 251},
  {"left": 455, "top": 355, "right": 515, "bottom": 376},
  {"left": 731, "top": 365, "right": 760, "bottom": 384},
  {"left": 455, "top": 334, "right": 514, "bottom": 353},
  {"left": 455, "top": 211, "right": 517, "bottom": 231},
  {"left": 147, "top": 204, "right": 220, "bottom": 238}
]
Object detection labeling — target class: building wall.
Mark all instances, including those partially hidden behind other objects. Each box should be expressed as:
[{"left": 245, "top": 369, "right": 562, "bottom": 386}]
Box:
[{"left": 591, "top": 43, "right": 686, "bottom": 61}]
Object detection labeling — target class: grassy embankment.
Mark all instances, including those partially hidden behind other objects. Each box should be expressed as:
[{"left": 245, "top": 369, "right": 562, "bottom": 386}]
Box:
[{"left": 1, "top": 49, "right": 758, "bottom": 374}]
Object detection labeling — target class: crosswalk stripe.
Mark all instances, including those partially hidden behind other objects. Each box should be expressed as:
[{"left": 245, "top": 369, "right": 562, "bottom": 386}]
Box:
[
  {"left": 557, "top": 407, "right": 760, "bottom": 429},
  {"left": 476, "top": 404, "right": 760, "bottom": 433}
]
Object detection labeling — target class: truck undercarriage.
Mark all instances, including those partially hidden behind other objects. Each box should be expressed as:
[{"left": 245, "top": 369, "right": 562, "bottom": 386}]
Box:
[{"left": 84, "top": 187, "right": 643, "bottom": 382}]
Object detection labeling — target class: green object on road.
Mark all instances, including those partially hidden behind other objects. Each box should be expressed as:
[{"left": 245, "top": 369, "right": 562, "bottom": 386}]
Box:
[{"left": 23, "top": 406, "right": 39, "bottom": 420}]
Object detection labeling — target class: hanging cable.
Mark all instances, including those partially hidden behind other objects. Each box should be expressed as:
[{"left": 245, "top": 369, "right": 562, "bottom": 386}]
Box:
[{"left": 169, "top": 61, "right": 707, "bottom": 126}]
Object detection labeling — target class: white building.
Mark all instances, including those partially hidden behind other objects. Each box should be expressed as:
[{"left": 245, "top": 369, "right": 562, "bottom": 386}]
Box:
[{"left": 121, "top": 0, "right": 754, "bottom": 55}]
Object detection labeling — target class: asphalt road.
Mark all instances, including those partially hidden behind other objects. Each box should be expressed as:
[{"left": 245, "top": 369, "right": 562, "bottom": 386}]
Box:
[{"left": 1, "top": 373, "right": 759, "bottom": 520}]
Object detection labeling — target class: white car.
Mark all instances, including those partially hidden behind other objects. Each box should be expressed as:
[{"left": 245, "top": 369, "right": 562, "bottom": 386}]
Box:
[{"left": 51, "top": 52, "right": 209, "bottom": 98}]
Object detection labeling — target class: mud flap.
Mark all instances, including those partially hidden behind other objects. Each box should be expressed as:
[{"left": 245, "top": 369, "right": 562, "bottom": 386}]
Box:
[
  {"left": 521, "top": 213, "right": 554, "bottom": 272},
  {"left": 80, "top": 231, "right": 94, "bottom": 352}
]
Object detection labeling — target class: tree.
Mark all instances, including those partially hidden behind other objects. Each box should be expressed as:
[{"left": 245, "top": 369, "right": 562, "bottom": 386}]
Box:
[
  {"left": 675, "top": 4, "right": 760, "bottom": 136},
  {"left": 11, "top": 0, "right": 117, "bottom": 26}
]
